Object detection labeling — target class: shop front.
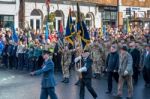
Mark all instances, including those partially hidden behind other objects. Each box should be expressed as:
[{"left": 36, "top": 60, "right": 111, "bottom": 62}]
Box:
[
  {"left": 0, "top": 15, "right": 14, "bottom": 28},
  {"left": 99, "top": 6, "right": 118, "bottom": 28}
]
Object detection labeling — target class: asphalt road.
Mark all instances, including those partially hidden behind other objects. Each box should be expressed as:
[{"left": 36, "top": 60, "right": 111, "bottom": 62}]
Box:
[{"left": 0, "top": 68, "right": 150, "bottom": 99}]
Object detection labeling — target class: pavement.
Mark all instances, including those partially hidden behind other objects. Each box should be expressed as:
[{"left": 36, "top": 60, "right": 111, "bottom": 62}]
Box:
[{"left": 0, "top": 67, "right": 150, "bottom": 99}]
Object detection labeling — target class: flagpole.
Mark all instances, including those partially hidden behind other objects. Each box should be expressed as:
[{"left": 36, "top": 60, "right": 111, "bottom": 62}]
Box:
[{"left": 46, "top": 0, "right": 50, "bottom": 34}]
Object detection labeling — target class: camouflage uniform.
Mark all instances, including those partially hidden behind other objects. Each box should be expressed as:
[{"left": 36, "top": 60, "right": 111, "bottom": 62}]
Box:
[
  {"left": 91, "top": 44, "right": 105, "bottom": 75},
  {"left": 61, "top": 47, "right": 72, "bottom": 79}
]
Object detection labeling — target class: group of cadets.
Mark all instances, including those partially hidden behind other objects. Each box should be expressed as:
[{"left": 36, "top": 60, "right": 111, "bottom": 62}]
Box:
[{"left": 0, "top": 27, "right": 150, "bottom": 99}]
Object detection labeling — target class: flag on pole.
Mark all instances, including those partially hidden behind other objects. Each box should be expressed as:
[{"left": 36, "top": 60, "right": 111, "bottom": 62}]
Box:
[
  {"left": 11, "top": 25, "right": 18, "bottom": 43},
  {"left": 127, "top": 19, "right": 131, "bottom": 33},
  {"left": 77, "top": 2, "right": 90, "bottom": 49},
  {"left": 65, "top": 8, "right": 75, "bottom": 45},
  {"left": 45, "top": 0, "right": 50, "bottom": 7},
  {"left": 59, "top": 20, "right": 64, "bottom": 36}
]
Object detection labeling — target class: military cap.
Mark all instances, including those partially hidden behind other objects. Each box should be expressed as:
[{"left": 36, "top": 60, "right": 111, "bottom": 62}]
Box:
[{"left": 43, "top": 50, "right": 52, "bottom": 55}]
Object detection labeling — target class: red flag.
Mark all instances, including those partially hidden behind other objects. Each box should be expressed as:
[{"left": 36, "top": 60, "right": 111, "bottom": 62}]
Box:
[
  {"left": 45, "top": 0, "right": 50, "bottom": 7},
  {"left": 59, "top": 21, "right": 64, "bottom": 34}
]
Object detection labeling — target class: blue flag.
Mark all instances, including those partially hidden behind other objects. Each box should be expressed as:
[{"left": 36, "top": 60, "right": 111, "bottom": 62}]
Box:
[
  {"left": 65, "top": 8, "right": 75, "bottom": 45},
  {"left": 45, "top": 22, "right": 49, "bottom": 41},
  {"left": 77, "top": 3, "right": 90, "bottom": 49},
  {"left": 11, "top": 25, "right": 18, "bottom": 43}
]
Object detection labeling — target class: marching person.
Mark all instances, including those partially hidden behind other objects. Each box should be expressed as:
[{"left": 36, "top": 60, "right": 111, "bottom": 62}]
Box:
[
  {"left": 76, "top": 48, "right": 98, "bottom": 99},
  {"left": 117, "top": 45, "right": 133, "bottom": 99},
  {"left": 60, "top": 43, "right": 73, "bottom": 83},
  {"left": 91, "top": 41, "right": 105, "bottom": 79},
  {"left": 129, "top": 42, "right": 141, "bottom": 85},
  {"left": 142, "top": 44, "right": 150, "bottom": 88},
  {"left": 30, "top": 50, "right": 58, "bottom": 99},
  {"left": 105, "top": 45, "right": 119, "bottom": 94}
]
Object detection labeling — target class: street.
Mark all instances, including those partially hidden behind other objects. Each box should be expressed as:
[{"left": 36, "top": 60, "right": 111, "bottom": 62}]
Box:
[{"left": 0, "top": 68, "right": 150, "bottom": 99}]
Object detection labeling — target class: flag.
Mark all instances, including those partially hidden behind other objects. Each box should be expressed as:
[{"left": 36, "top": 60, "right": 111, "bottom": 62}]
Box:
[
  {"left": 59, "top": 20, "right": 64, "bottom": 37},
  {"left": 77, "top": 3, "right": 90, "bottom": 49},
  {"left": 45, "top": 0, "right": 50, "bottom": 7},
  {"left": 45, "top": 22, "right": 49, "bottom": 41},
  {"left": 65, "top": 8, "right": 75, "bottom": 45},
  {"left": 127, "top": 19, "right": 131, "bottom": 33},
  {"left": 11, "top": 25, "right": 18, "bottom": 43}
]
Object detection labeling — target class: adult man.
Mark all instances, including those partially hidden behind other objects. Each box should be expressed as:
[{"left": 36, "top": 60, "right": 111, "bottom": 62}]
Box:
[
  {"left": 117, "top": 46, "right": 133, "bottom": 99},
  {"left": 105, "top": 45, "right": 119, "bottom": 94},
  {"left": 61, "top": 43, "right": 72, "bottom": 83},
  {"left": 91, "top": 41, "right": 104, "bottom": 79},
  {"left": 142, "top": 44, "right": 150, "bottom": 87},
  {"left": 129, "top": 42, "right": 140, "bottom": 85},
  {"left": 30, "top": 50, "right": 58, "bottom": 99},
  {"left": 76, "top": 48, "right": 98, "bottom": 99}
]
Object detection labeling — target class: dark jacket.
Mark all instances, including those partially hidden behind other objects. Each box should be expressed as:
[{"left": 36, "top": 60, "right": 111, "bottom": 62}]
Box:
[
  {"left": 34, "top": 59, "right": 56, "bottom": 88},
  {"left": 106, "top": 51, "right": 119, "bottom": 72},
  {"left": 129, "top": 48, "right": 140, "bottom": 68},
  {"left": 82, "top": 56, "right": 93, "bottom": 79},
  {"left": 143, "top": 51, "right": 150, "bottom": 69}
]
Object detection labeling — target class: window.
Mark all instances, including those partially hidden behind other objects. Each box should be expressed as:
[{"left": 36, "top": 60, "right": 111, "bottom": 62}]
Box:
[
  {"left": 30, "top": 19, "right": 33, "bottom": 29},
  {"left": 0, "top": 15, "right": 14, "bottom": 28},
  {"left": 36, "top": 19, "right": 40, "bottom": 30},
  {"left": 111, "top": 12, "right": 117, "bottom": 20}
]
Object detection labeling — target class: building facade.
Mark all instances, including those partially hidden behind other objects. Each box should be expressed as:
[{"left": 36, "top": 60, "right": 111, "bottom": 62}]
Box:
[
  {"left": 0, "top": 0, "right": 19, "bottom": 28},
  {"left": 0, "top": 0, "right": 149, "bottom": 30}
]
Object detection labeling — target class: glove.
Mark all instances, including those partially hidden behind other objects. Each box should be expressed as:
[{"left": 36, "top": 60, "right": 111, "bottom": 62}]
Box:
[
  {"left": 114, "top": 70, "right": 117, "bottom": 72},
  {"left": 78, "top": 67, "right": 87, "bottom": 73},
  {"left": 124, "top": 70, "right": 128, "bottom": 76}
]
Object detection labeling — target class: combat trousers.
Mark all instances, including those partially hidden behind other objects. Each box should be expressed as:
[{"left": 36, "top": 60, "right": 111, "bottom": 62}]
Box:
[
  {"left": 62, "top": 64, "right": 70, "bottom": 78},
  {"left": 93, "top": 61, "right": 103, "bottom": 74},
  {"left": 117, "top": 75, "right": 133, "bottom": 98}
]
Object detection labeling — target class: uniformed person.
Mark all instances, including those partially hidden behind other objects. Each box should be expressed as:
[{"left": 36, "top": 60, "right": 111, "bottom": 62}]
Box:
[
  {"left": 76, "top": 48, "right": 98, "bottom": 99},
  {"left": 30, "top": 50, "right": 58, "bottom": 99},
  {"left": 60, "top": 43, "right": 73, "bottom": 83},
  {"left": 91, "top": 41, "right": 105, "bottom": 79}
]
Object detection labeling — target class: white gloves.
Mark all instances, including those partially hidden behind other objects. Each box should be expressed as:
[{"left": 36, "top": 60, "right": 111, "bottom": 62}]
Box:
[
  {"left": 124, "top": 70, "right": 128, "bottom": 76},
  {"left": 74, "top": 56, "right": 82, "bottom": 63},
  {"left": 78, "top": 67, "right": 87, "bottom": 73}
]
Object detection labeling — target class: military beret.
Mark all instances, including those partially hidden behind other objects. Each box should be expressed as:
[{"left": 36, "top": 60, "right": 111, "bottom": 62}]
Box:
[{"left": 43, "top": 50, "right": 52, "bottom": 55}]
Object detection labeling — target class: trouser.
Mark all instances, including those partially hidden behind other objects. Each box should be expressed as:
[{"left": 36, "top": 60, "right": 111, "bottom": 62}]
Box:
[
  {"left": 62, "top": 64, "right": 70, "bottom": 78},
  {"left": 117, "top": 75, "right": 133, "bottom": 97},
  {"left": 143, "top": 67, "right": 150, "bottom": 84},
  {"left": 13, "top": 55, "right": 18, "bottom": 69},
  {"left": 107, "top": 72, "right": 119, "bottom": 92},
  {"left": 2, "top": 54, "right": 8, "bottom": 68},
  {"left": 32, "top": 56, "right": 38, "bottom": 71},
  {"left": 24, "top": 53, "right": 28, "bottom": 69},
  {"left": 40, "top": 87, "right": 58, "bottom": 99},
  {"left": 93, "top": 61, "right": 103, "bottom": 74},
  {"left": 18, "top": 53, "right": 24, "bottom": 70},
  {"left": 37, "top": 56, "right": 44, "bottom": 69},
  {"left": 80, "top": 78, "right": 97, "bottom": 99},
  {"left": 27, "top": 57, "right": 34, "bottom": 71},
  {"left": 8, "top": 56, "right": 13, "bottom": 69},
  {"left": 133, "top": 67, "right": 139, "bottom": 84}
]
